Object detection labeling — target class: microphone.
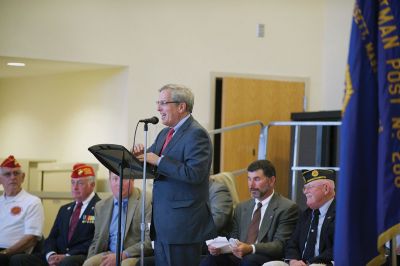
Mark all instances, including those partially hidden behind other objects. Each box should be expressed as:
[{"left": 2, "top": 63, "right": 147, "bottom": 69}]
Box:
[{"left": 139, "top": 116, "right": 159, "bottom": 124}]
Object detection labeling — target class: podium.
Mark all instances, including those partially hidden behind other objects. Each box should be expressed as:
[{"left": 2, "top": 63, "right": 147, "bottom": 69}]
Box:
[{"left": 88, "top": 144, "right": 154, "bottom": 266}]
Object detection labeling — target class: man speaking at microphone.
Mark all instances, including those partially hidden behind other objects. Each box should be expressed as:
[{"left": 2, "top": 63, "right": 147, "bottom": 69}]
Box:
[{"left": 133, "top": 84, "right": 216, "bottom": 266}]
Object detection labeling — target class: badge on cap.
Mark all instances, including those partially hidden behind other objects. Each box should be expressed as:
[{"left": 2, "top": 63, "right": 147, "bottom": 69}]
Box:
[{"left": 71, "top": 163, "right": 95, "bottom": 179}]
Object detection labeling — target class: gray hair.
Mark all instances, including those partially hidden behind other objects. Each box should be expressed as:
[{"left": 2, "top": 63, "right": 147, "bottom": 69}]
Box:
[
  {"left": 87, "top": 175, "right": 96, "bottom": 184},
  {"left": 159, "top": 84, "right": 194, "bottom": 113}
]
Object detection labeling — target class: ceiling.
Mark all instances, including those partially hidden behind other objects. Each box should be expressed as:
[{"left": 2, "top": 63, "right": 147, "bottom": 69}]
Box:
[{"left": 0, "top": 56, "right": 123, "bottom": 79}]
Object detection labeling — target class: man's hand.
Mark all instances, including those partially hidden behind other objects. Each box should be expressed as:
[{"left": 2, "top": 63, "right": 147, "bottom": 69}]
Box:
[
  {"left": 232, "top": 241, "right": 252, "bottom": 258},
  {"left": 289, "top": 259, "right": 307, "bottom": 266},
  {"left": 208, "top": 245, "right": 222, "bottom": 256},
  {"left": 48, "top": 254, "right": 66, "bottom": 266},
  {"left": 100, "top": 252, "right": 127, "bottom": 266},
  {"left": 132, "top": 144, "right": 144, "bottom": 157},
  {"left": 145, "top": 152, "right": 160, "bottom": 165},
  {"left": 132, "top": 145, "right": 159, "bottom": 166}
]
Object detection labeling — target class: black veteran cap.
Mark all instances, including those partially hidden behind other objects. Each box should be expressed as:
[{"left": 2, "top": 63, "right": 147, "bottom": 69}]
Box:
[{"left": 302, "top": 169, "right": 336, "bottom": 184}]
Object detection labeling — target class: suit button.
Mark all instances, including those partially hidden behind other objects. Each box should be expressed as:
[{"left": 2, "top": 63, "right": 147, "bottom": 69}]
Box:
[{"left": 66, "top": 248, "right": 69, "bottom": 251}]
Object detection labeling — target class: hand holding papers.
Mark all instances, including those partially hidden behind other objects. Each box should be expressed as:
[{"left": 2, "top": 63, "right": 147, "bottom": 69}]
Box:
[
  {"left": 229, "top": 238, "right": 239, "bottom": 247},
  {"left": 205, "top": 236, "right": 239, "bottom": 254}
]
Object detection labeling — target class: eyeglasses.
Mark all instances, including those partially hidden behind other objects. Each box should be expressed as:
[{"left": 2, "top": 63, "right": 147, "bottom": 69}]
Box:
[
  {"left": 156, "top": 100, "right": 180, "bottom": 106},
  {"left": 303, "top": 184, "right": 323, "bottom": 192},
  {"left": 71, "top": 180, "right": 89, "bottom": 186},
  {"left": 1, "top": 170, "right": 22, "bottom": 178}
]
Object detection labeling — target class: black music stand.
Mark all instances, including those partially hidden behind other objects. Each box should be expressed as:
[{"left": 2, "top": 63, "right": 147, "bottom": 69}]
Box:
[
  {"left": 88, "top": 144, "right": 154, "bottom": 266},
  {"left": 89, "top": 144, "right": 155, "bottom": 180}
]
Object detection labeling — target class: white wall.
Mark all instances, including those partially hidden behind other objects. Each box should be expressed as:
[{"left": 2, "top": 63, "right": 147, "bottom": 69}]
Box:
[
  {"left": 322, "top": 0, "right": 353, "bottom": 110},
  {"left": 0, "top": 0, "right": 353, "bottom": 111},
  {"left": 0, "top": 68, "right": 128, "bottom": 180},
  {"left": 0, "top": 0, "right": 354, "bottom": 177}
]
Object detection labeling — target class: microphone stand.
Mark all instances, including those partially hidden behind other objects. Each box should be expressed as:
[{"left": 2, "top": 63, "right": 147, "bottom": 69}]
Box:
[
  {"left": 116, "top": 152, "right": 125, "bottom": 266},
  {"left": 140, "top": 122, "right": 149, "bottom": 266}
]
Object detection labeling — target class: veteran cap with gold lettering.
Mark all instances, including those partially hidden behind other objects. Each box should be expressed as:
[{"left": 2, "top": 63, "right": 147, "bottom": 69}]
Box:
[
  {"left": 71, "top": 163, "right": 95, "bottom": 179},
  {"left": 302, "top": 169, "right": 336, "bottom": 184}
]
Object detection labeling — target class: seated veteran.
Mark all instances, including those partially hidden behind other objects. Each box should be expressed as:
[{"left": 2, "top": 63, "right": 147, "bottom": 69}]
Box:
[
  {"left": 10, "top": 163, "right": 101, "bottom": 266},
  {"left": 83, "top": 171, "right": 152, "bottom": 266},
  {"left": 0, "top": 155, "right": 45, "bottom": 266},
  {"left": 263, "top": 169, "right": 336, "bottom": 266},
  {"left": 201, "top": 159, "right": 300, "bottom": 266}
]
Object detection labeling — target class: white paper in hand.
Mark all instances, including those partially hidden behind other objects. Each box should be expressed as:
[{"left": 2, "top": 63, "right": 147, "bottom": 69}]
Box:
[
  {"left": 205, "top": 236, "right": 232, "bottom": 253},
  {"left": 229, "top": 238, "right": 239, "bottom": 247}
]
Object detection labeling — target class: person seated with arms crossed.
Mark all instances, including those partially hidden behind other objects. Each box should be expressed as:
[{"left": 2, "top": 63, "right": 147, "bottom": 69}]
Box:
[
  {"left": 83, "top": 171, "right": 152, "bottom": 266},
  {"left": 10, "top": 163, "right": 101, "bottom": 266},
  {"left": 201, "top": 175, "right": 234, "bottom": 254},
  {"left": 263, "top": 169, "right": 336, "bottom": 266},
  {"left": 0, "top": 155, "right": 45, "bottom": 266},
  {"left": 209, "top": 176, "right": 234, "bottom": 238},
  {"left": 201, "top": 159, "right": 300, "bottom": 266}
]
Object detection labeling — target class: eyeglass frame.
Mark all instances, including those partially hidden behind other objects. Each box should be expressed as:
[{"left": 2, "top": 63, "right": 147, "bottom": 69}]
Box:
[
  {"left": 71, "top": 179, "right": 90, "bottom": 186},
  {"left": 155, "top": 100, "right": 181, "bottom": 106},
  {"left": 302, "top": 183, "right": 325, "bottom": 192},
  {"left": 1, "top": 170, "right": 23, "bottom": 178}
]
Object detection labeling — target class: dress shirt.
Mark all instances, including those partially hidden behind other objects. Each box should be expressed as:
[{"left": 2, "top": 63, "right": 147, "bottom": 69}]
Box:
[
  {"left": 314, "top": 198, "right": 334, "bottom": 256},
  {"left": 108, "top": 198, "right": 128, "bottom": 253},
  {"left": 157, "top": 114, "right": 191, "bottom": 165},
  {"left": 71, "top": 191, "right": 96, "bottom": 222},
  {"left": 251, "top": 191, "right": 274, "bottom": 253}
]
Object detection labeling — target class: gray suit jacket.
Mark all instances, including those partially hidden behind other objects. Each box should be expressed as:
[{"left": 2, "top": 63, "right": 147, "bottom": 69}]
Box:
[
  {"left": 209, "top": 179, "right": 233, "bottom": 236},
  {"left": 148, "top": 115, "right": 216, "bottom": 244},
  {"left": 87, "top": 188, "right": 152, "bottom": 258},
  {"left": 231, "top": 193, "right": 299, "bottom": 260}
]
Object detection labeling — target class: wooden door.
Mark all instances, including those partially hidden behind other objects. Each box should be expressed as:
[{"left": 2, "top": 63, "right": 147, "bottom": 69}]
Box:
[{"left": 217, "top": 77, "right": 305, "bottom": 201}]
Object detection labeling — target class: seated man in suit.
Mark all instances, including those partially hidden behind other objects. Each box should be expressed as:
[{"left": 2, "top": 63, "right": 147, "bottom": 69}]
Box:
[
  {"left": 0, "top": 155, "right": 45, "bottom": 266},
  {"left": 201, "top": 159, "right": 300, "bottom": 266},
  {"left": 83, "top": 171, "right": 152, "bottom": 266},
  {"left": 209, "top": 177, "right": 234, "bottom": 237},
  {"left": 263, "top": 169, "right": 336, "bottom": 266},
  {"left": 10, "top": 163, "right": 101, "bottom": 266}
]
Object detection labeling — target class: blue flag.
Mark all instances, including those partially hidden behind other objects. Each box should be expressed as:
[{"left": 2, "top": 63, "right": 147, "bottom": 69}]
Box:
[{"left": 335, "top": 0, "right": 400, "bottom": 265}]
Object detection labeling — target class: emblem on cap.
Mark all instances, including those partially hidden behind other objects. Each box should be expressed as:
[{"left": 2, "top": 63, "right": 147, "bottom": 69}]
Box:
[
  {"left": 303, "top": 169, "right": 336, "bottom": 184},
  {"left": 71, "top": 163, "right": 95, "bottom": 179}
]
